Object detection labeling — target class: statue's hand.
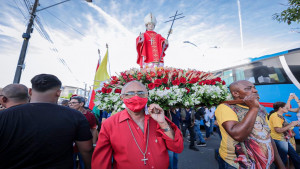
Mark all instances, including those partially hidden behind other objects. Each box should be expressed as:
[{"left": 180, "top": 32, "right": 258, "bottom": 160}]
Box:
[
  {"left": 139, "top": 33, "right": 144, "bottom": 42},
  {"left": 164, "top": 39, "right": 168, "bottom": 45}
]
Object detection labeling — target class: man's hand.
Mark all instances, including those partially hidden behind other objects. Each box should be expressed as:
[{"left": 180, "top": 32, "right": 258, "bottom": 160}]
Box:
[
  {"left": 148, "top": 104, "right": 166, "bottom": 124},
  {"left": 243, "top": 93, "right": 260, "bottom": 109},
  {"left": 149, "top": 104, "right": 175, "bottom": 139},
  {"left": 288, "top": 94, "right": 294, "bottom": 101}
]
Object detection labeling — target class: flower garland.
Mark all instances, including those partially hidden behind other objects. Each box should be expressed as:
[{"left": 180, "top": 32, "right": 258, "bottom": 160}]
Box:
[{"left": 94, "top": 67, "right": 230, "bottom": 111}]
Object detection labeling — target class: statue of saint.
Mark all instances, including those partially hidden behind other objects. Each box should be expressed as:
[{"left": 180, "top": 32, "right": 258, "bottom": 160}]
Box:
[{"left": 136, "top": 13, "right": 168, "bottom": 68}]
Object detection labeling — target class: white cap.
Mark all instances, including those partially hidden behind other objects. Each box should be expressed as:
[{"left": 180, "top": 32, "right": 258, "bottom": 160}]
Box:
[{"left": 144, "top": 13, "right": 157, "bottom": 26}]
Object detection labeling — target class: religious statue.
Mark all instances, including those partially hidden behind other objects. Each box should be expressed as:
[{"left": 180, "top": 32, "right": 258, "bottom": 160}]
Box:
[{"left": 136, "top": 13, "right": 168, "bottom": 68}]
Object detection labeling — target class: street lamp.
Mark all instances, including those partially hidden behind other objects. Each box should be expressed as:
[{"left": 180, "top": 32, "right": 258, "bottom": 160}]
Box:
[{"left": 13, "top": 0, "right": 93, "bottom": 84}]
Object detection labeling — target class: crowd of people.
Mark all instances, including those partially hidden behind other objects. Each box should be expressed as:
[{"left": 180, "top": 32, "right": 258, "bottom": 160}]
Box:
[{"left": 0, "top": 74, "right": 300, "bottom": 169}]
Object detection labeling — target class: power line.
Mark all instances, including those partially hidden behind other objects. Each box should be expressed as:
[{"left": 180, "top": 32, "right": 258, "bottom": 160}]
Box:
[
  {"left": 44, "top": 9, "right": 86, "bottom": 37},
  {"left": 13, "top": 0, "right": 27, "bottom": 20},
  {"left": 34, "top": 14, "right": 82, "bottom": 83},
  {"left": 22, "top": 0, "right": 31, "bottom": 13}
]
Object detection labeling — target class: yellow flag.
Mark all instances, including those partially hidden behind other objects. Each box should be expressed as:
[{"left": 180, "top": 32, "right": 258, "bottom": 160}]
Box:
[{"left": 93, "top": 49, "right": 110, "bottom": 89}]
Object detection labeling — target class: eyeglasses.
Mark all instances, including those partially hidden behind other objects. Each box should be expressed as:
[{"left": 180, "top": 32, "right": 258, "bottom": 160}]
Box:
[
  {"left": 68, "top": 102, "right": 80, "bottom": 105},
  {"left": 122, "top": 91, "right": 148, "bottom": 98}
]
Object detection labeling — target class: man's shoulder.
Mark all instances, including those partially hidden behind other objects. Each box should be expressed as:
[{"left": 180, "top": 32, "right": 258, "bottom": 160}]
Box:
[
  {"left": 215, "top": 104, "right": 238, "bottom": 120},
  {"left": 216, "top": 103, "right": 233, "bottom": 112},
  {"left": 0, "top": 103, "right": 31, "bottom": 115}
]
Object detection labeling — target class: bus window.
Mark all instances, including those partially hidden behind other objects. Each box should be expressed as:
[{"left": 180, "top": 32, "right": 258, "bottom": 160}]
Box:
[
  {"left": 284, "top": 51, "right": 300, "bottom": 83},
  {"left": 251, "top": 57, "right": 290, "bottom": 84},
  {"left": 222, "top": 69, "right": 234, "bottom": 85},
  {"left": 235, "top": 68, "right": 245, "bottom": 81},
  {"left": 232, "top": 57, "right": 290, "bottom": 85}
]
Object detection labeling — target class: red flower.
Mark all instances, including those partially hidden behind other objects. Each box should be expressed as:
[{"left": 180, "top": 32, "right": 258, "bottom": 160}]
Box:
[
  {"left": 205, "top": 80, "right": 211, "bottom": 85},
  {"left": 114, "top": 89, "right": 121, "bottom": 93},
  {"left": 110, "top": 80, "right": 117, "bottom": 85},
  {"left": 222, "top": 81, "right": 226, "bottom": 85},
  {"left": 103, "top": 83, "right": 109, "bottom": 88},
  {"left": 97, "top": 90, "right": 101, "bottom": 93},
  {"left": 212, "top": 81, "right": 216, "bottom": 85},
  {"left": 165, "top": 87, "right": 170, "bottom": 90},
  {"left": 185, "top": 87, "right": 190, "bottom": 94},
  {"left": 157, "top": 71, "right": 163, "bottom": 77},
  {"left": 106, "top": 88, "right": 112, "bottom": 93},
  {"left": 154, "top": 79, "right": 162, "bottom": 87},
  {"left": 148, "top": 83, "right": 155, "bottom": 90},
  {"left": 137, "top": 72, "right": 143, "bottom": 80},
  {"left": 179, "top": 77, "right": 187, "bottom": 84},
  {"left": 111, "top": 76, "right": 118, "bottom": 81},
  {"left": 101, "top": 88, "right": 107, "bottom": 93},
  {"left": 172, "top": 79, "right": 180, "bottom": 86},
  {"left": 188, "top": 78, "right": 198, "bottom": 84},
  {"left": 216, "top": 77, "right": 222, "bottom": 82},
  {"left": 198, "top": 81, "right": 205, "bottom": 85},
  {"left": 150, "top": 71, "right": 156, "bottom": 77},
  {"left": 162, "top": 77, "right": 168, "bottom": 84}
]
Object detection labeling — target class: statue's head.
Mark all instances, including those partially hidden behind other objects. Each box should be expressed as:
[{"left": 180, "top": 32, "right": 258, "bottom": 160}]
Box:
[{"left": 144, "top": 13, "right": 156, "bottom": 31}]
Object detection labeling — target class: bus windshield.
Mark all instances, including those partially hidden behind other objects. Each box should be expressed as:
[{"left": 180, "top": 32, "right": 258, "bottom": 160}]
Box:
[
  {"left": 284, "top": 50, "right": 300, "bottom": 83},
  {"left": 221, "top": 56, "right": 291, "bottom": 85}
]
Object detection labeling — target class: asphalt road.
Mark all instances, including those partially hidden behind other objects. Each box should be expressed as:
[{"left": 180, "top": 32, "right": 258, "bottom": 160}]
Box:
[{"left": 178, "top": 131, "right": 220, "bottom": 169}]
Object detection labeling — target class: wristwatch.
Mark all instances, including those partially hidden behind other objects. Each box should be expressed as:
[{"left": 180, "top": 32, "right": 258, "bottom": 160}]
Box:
[{"left": 161, "top": 126, "right": 171, "bottom": 132}]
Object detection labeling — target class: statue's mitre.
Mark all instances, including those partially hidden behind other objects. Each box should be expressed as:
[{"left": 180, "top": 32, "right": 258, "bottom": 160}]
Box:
[{"left": 144, "top": 13, "right": 157, "bottom": 26}]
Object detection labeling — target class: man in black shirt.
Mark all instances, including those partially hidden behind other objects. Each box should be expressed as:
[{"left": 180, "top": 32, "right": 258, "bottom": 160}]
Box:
[{"left": 0, "top": 74, "right": 93, "bottom": 169}]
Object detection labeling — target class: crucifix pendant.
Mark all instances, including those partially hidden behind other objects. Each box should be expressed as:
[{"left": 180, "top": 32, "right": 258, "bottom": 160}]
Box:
[
  {"left": 149, "top": 38, "right": 154, "bottom": 45},
  {"left": 141, "top": 154, "right": 148, "bottom": 165}
]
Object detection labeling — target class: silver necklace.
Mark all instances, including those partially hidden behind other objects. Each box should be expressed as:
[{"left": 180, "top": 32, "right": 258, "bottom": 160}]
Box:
[{"left": 127, "top": 119, "right": 149, "bottom": 165}]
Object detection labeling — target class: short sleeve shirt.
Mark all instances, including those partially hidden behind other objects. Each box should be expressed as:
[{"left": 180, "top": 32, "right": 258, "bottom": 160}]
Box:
[
  {"left": 269, "top": 112, "right": 285, "bottom": 141},
  {"left": 215, "top": 104, "right": 274, "bottom": 168},
  {"left": 215, "top": 104, "right": 239, "bottom": 167},
  {"left": 83, "top": 109, "right": 97, "bottom": 129},
  {"left": 0, "top": 103, "right": 92, "bottom": 169}
]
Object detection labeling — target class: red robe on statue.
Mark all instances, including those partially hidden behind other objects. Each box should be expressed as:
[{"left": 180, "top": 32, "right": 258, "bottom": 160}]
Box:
[{"left": 136, "top": 30, "right": 168, "bottom": 68}]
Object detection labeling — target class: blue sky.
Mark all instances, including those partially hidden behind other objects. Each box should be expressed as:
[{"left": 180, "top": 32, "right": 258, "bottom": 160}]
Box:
[{"left": 0, "top": 0, "right": 299, "bottom": 88}]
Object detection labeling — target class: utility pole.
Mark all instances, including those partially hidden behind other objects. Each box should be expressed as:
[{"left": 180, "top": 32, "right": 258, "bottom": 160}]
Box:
[{"left": 13, "top": 0, "right": 39, "bottom": 83}]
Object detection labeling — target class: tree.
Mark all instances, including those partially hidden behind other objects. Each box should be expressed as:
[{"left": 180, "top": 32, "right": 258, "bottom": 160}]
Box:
[{"left": 273, "top": 0, "right": 300, "bottom": 25}]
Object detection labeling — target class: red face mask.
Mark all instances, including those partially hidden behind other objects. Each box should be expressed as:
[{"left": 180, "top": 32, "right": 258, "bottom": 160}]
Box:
[{"left": 123, "top": 96, "right": 148, "bottom": 112}]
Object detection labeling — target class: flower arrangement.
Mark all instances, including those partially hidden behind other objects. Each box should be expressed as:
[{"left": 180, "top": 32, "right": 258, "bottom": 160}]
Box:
[{"left": 94, "top": 67, "right": 230, "bottom": 111}]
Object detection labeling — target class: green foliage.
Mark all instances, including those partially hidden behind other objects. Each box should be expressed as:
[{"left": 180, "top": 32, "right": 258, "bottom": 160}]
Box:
[{"left": 273, "top": 0, "right": 300, "bottom": 25}]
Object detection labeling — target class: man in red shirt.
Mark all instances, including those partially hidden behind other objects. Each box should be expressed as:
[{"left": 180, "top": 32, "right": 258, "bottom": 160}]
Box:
[
  {"left": 92, "top": 81, "right": 183, "bottom": 169},
  {"left": 69, "top": 96, "right": 98, "bottom": 169}
]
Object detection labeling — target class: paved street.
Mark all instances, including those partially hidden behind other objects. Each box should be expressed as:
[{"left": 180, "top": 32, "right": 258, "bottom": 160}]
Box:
[{"left": 178, "top": 130, "right": 221, "bottom": 169}]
